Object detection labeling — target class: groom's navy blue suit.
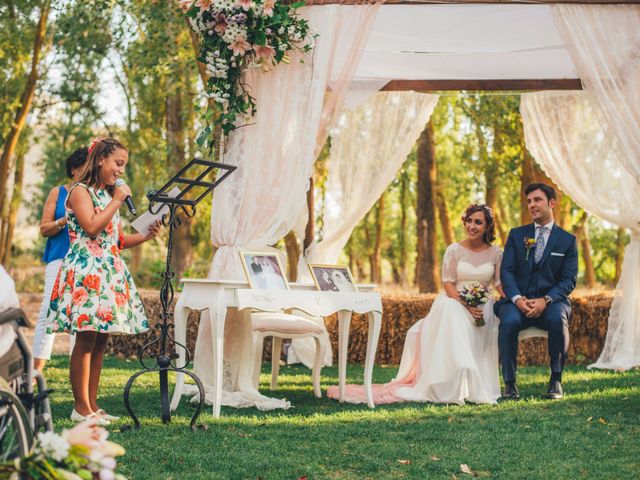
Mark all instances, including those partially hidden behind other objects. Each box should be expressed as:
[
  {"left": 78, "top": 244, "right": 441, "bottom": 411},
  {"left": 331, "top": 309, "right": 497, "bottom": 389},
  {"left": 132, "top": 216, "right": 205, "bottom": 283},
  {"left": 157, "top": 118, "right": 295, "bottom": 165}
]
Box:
[{"left": 494, "top": 223, "right": 578, "bottom": 383}]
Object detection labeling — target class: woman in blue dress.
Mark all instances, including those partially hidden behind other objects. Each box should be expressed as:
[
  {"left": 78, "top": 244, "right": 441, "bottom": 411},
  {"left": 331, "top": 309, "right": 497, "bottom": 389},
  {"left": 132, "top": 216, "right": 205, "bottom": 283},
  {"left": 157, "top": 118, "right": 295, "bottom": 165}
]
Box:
[{"left": 32, "top": 147, "right": 88, "bottom": 372}]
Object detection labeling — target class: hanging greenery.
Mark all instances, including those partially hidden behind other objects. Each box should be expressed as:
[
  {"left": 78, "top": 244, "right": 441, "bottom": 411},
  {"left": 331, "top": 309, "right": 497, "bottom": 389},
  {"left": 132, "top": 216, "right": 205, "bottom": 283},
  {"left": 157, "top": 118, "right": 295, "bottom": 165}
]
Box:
[{"left": 180, "top": 0, "right": 316, "bottom": 148}]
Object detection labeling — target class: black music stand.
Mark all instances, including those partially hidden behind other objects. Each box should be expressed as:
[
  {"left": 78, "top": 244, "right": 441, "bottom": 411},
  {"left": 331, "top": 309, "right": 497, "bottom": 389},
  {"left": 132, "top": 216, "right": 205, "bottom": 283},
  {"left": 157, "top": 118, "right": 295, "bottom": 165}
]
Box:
[{"left": 122, "top": 158, "right": 236, "bottom": 430}]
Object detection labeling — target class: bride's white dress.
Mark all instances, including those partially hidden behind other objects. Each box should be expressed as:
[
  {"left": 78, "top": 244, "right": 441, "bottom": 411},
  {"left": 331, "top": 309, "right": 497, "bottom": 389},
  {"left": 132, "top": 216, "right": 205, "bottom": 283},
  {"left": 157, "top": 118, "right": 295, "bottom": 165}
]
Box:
[{"left": 328, "top": 242, "right": 502, "bottom": 405}]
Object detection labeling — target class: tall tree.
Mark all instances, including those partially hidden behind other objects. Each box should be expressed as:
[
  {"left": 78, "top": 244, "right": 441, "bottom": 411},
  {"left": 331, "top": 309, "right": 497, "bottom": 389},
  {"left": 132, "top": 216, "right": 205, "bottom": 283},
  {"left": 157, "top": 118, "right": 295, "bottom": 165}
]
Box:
[
  {"left": 416, "top": 121, "right": 440, "bottom": 293},
  {"left": 0, "top": 0, "right": 51, "bottom": 264},
  {"left": 574, "top": 210, "right": 596, "bottom": 288}
]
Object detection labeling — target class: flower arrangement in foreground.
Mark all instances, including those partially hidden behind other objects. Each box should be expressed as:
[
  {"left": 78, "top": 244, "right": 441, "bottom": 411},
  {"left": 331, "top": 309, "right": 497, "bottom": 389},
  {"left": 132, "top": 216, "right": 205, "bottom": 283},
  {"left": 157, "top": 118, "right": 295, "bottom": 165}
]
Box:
[
  {"left": 459, "top": 282, "right": 491, "bottom": 327},
  {"left": 180, "top": 0, "right": 316, "bottom": 146},
  {"left": 0, "top": 419, "right": 126, "bottom": 480}
]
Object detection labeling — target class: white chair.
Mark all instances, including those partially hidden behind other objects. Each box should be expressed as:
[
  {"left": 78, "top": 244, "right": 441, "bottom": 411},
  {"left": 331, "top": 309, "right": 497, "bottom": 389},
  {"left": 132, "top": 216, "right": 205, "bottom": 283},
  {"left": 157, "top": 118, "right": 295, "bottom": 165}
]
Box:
[
  {"left": 518, "top": 327, "right": 548, "bottom": 341},
  {"left": 252, "top": 311, "right": 325, "bottom": 398}
]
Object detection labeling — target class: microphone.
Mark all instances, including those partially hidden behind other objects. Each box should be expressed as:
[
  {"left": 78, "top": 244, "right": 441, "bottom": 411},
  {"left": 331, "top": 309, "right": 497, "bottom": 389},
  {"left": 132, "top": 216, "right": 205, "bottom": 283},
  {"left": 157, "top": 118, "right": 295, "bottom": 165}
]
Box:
[{"left": 114, "top": 178, "right": 137, "bottom": 216}]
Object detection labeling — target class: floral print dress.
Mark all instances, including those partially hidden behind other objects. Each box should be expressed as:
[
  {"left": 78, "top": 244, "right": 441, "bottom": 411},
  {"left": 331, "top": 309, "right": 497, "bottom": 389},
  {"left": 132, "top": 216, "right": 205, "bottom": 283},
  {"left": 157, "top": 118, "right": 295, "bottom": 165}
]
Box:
[{"left": 46, "top": 184, "right": 149, "bottom": 335}]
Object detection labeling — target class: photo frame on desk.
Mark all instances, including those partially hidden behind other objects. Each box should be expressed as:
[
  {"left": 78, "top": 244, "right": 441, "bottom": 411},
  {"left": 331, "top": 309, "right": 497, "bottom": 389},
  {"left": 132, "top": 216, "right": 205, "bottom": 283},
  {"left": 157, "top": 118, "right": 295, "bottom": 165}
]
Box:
[
  {"left": 239, "top": 251, "right": 289, "bottom": 290},
  {"left": 308, "top": 264, "right": 358, "bottom": 293}
]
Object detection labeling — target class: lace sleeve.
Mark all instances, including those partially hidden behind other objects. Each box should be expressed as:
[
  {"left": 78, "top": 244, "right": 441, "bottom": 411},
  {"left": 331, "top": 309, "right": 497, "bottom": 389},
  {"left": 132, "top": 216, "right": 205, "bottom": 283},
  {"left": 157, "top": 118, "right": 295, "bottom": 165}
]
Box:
[
  {"left": 441, "top": 244, "right": 458, "bottom": 284},
  {"left": 494, "top": 247, "right": 503, "bottom": 286}
]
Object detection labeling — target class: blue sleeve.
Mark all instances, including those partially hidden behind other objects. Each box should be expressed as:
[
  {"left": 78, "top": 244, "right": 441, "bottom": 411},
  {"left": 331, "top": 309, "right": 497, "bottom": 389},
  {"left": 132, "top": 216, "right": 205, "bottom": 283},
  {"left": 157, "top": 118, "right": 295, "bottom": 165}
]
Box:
[
  {"left": 546, "top": 235, "right": 578, "bottom": 303},
  {"left": 500, "top": 230, "right": 521, "bottom": 301}
]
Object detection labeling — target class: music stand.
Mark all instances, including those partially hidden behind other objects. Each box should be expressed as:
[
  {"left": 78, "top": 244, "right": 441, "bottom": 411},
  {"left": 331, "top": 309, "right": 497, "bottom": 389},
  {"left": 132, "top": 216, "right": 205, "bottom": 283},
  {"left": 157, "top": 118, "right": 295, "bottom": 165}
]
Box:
[{"left": 122, "top": 158, "right": 236, "bottom": 430}]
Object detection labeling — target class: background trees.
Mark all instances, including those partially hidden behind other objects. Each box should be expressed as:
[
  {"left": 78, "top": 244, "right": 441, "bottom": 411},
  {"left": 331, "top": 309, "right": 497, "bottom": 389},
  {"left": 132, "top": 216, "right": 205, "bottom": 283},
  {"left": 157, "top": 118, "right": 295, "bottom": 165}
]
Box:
[{"left": 1, "top": 1, "right": 628, "bottom": 292}]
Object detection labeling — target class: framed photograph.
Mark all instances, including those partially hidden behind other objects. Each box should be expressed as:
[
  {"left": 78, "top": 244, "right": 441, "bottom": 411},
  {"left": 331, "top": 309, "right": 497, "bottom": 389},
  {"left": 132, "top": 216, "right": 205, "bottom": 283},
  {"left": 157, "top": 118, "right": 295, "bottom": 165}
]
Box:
[
  {"left": 308, "top": 264, "right": 358, "bottom": 293},
  {"left": 239, "top": 251, "right": 289, "bottom": 290}
]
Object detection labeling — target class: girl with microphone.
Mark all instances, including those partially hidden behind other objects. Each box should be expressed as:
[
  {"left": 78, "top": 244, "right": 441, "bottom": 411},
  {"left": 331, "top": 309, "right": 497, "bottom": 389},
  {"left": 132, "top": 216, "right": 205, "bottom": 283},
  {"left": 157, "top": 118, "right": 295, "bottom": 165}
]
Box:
[{"left": 46, "top": 137, "right": 161, "bottom": 424}]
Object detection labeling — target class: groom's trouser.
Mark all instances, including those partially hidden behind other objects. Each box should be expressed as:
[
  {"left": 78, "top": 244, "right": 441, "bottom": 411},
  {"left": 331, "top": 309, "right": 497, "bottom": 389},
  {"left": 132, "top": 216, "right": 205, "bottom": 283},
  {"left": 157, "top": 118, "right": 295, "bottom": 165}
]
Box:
[{"left": 498, "top": 302, "right": 570, "bottom": 384}]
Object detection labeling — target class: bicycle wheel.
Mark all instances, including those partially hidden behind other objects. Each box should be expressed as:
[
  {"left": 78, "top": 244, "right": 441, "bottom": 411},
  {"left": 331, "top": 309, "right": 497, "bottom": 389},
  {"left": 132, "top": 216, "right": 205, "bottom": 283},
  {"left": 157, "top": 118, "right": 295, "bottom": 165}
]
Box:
[{"left": 0, "top": 388, "right": 32, "bottom": 462}]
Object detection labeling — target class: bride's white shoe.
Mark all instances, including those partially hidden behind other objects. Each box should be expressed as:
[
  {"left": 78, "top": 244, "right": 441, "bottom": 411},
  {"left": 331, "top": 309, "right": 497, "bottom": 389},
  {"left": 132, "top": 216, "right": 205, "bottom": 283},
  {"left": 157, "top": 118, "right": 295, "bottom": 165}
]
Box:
[{"left": 70, "top": 409, "right": 110, "bottom": 426}]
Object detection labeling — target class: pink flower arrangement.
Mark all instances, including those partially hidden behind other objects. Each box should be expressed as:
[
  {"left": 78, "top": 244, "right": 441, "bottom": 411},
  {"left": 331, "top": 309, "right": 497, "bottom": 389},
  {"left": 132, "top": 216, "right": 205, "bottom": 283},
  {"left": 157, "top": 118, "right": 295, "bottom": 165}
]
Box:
[
  {"left": 253, "top": 44, "right": 276, "bottom": 63},
  {"left": 262, "top": 0, "right": 275, "bottom": 16},
  {"left": 229, "top": 36, "right": 251, "bottom": 56},
  {"left": 180, "top": 0, "right": 316, "bottom": 142},
  {"left": 235, "top": 0, "right": 253, "bottom": 11}
]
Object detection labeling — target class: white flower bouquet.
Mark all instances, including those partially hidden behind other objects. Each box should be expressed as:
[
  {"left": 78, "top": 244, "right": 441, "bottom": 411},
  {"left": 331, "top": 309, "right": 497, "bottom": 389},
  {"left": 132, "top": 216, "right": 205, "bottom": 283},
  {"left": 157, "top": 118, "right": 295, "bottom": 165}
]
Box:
[{"left": 0, "top": 419, "right": 126, "bottom": 480}]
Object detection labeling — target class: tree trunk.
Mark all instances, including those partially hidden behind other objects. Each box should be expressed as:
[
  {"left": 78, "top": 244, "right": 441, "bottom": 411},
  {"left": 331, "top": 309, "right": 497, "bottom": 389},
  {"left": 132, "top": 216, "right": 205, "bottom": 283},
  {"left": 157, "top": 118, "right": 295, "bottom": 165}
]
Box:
[
  {"left": 496, "top": 202, "right": 509, "bottom": 246},
  {"left": 166, "top": 90, "right": 192, "bottom": 280},
  {"left": 303, "top": 176, "right": 314, "bottom": 254},
  {"left": 520, "top": 146, "right": 536, "bottom": 225},
  {"left": 0, "top": 149, "right": 25, "bottom": 266},
  {"left": 416, "top": 121, "right": 440, "bottom": 293},
  {"left": 614, "top": 227, "right": 626, "bottom": 285},
  {"left": 558, "top": 196, "right": 572, "bottom": 231},
  {"left": 436, "top": 189, "right": 454, "bottom": 246},
  {"left": 397, "top": 171, "right": 409, "bottom": 286},
  {"left": 574, "top": 211, "right": 596, "bottom": 288},
  {"left": 371, "top": 193, "right": 385, "bottom": 284},
  {"left": 520, "top": 143, "right": 565, "bottom": 226},
  {"left": 284, "top": 231, "right": 300, "bottom": 282},
  {"left": 0, "top": 0, "right": 50, "bottom": 218}
]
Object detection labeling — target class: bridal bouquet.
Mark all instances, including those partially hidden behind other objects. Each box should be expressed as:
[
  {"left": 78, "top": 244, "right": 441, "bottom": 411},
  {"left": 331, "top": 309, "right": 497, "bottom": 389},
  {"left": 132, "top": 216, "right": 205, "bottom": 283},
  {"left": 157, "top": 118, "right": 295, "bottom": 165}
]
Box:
[
  {"left": 459, "top": 282, "right": 490, "bottom": 327},
  {"left": 180, "top": 0, "right": 316, "bottom": 146},
  {"left": 0, "top": 419, "right": 126, "bottom": 480}
]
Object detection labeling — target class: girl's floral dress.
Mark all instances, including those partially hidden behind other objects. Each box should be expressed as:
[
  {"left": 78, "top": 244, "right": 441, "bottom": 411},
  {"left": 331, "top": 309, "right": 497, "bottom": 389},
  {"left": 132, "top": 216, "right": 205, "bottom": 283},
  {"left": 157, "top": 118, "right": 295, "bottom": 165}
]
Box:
[{"left": 46, "top": 184, "right": 149, "bottom": 335}]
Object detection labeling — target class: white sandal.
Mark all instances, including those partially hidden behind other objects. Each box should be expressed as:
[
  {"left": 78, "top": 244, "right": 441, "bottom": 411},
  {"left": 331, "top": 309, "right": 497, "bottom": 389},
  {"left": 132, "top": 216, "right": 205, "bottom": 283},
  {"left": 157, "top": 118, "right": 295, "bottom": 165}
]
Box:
[
  {"left": 96, "top": 409, "right": 120, "bottom": 422},
  {"left": 70, "top": 409, "right": 110, "bottom": 426}
]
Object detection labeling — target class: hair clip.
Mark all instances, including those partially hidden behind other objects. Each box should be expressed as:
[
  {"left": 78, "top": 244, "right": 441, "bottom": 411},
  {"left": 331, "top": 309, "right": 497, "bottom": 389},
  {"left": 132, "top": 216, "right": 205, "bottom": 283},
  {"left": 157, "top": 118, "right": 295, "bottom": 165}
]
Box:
[{"left": 88, "top": 137, "right": 102, "bottom": 154}]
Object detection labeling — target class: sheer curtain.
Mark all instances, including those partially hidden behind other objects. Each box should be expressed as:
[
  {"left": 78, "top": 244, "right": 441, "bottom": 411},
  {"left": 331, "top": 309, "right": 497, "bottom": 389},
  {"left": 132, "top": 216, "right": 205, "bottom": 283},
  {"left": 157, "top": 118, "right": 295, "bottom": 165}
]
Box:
[
  {"left": 521, "top": 91, "right": 640, "bottom": 371},
  {"left": 288, "top": 92, "right": 440, "bottom": 368},
  {"left": 188, "top": 4, "right": 381, "bottom": 410},
  {"left": 553, "top": 5, "right": 640, "bottom": 181}
]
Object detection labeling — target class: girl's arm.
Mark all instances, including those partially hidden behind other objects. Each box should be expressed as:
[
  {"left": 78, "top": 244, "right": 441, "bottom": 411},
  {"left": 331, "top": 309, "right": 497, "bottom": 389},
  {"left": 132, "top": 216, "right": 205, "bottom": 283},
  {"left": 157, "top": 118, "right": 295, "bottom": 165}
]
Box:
[
  {"left": 40, "top": 187, "right": 65, "bottom": 237},
  {"left": 121, "top": 221, "right": 161, "bottom": 249},
  {"left": 69, "top": 184, "right": 130, "bottom": 238}
]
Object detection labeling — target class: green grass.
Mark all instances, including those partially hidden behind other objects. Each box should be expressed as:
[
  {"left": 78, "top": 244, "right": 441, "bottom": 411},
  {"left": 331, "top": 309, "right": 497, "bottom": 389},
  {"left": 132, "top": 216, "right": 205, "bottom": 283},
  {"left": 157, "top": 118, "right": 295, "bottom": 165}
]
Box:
[{"left": 44, "top": 356, "right": 640, "bottom": 479}]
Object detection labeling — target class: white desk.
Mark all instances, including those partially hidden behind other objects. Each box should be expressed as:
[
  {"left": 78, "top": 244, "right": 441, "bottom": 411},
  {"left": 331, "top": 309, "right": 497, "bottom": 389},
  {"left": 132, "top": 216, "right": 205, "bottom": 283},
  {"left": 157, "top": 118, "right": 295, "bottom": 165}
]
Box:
[{"left": 170, "top": 279, "right": 383, "bottom": 417}]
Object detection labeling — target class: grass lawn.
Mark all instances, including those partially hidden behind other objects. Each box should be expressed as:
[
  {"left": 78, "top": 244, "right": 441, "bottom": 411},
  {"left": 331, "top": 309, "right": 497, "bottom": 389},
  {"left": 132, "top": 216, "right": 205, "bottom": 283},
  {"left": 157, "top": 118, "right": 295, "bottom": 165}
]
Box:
[{"left": 44, "top": 356, "right": 640, "bottom": 479}]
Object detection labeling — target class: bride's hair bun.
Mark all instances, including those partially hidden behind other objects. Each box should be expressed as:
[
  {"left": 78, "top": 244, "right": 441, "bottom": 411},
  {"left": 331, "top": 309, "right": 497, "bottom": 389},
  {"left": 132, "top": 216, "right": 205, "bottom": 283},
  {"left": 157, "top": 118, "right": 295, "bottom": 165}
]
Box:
[{"left": 462, "top": 204, "right": 496, "bottom": 244}]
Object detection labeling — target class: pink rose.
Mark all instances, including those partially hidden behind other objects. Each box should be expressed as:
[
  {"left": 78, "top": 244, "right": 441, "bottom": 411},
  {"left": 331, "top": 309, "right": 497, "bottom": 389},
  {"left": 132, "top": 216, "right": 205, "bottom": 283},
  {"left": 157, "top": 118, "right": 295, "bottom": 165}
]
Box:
[
  {"left": 87, "top": 240, "right": 103, "bottom": 257},
  {"left": 72, "top": 288, "right": 89, "bottom": 306}
]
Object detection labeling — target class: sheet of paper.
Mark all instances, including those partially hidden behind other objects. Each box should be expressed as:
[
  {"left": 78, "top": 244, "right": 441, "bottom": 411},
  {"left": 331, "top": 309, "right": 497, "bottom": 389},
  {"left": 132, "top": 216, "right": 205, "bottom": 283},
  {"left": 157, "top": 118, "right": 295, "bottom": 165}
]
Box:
[{"left": 131, "top": 187, "right": 181, "bottom": 235}]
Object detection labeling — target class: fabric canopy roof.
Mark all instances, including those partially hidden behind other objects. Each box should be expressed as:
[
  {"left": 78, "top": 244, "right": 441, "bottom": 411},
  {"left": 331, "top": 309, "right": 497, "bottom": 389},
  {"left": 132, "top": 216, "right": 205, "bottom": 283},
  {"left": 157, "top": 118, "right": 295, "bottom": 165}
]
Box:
[{"left": 351, "top": 4, "right": 578, "bottom": 82}]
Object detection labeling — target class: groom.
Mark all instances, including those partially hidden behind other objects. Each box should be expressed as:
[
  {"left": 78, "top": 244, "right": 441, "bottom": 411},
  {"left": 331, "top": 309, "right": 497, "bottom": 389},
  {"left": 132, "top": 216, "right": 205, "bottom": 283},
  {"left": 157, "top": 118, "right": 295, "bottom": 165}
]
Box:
[{"left": 495, "top": 183, "right": 578, "bottom": 400}]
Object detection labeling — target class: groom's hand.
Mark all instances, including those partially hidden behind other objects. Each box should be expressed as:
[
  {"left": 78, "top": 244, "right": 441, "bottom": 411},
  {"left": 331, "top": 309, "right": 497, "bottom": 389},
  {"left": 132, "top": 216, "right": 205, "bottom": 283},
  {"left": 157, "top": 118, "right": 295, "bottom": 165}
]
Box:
[
  {"left": 515, "top": 297, "right": 534, "bottom": 316},
  {"left": 525, "top": 298, "right": 547, "bottom": 318}
]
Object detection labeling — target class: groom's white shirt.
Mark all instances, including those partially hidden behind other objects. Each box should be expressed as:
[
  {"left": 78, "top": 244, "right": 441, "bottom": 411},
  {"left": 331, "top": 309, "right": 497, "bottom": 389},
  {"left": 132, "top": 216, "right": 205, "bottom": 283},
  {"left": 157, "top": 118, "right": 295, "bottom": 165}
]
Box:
[{"left": 511, "top": 219, "right": 555, "bottom": 304}]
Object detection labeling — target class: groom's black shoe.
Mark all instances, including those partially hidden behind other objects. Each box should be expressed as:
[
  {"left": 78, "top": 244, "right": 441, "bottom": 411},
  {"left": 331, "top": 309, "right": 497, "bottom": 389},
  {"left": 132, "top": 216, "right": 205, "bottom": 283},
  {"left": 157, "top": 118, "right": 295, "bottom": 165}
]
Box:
[
  {"left": 501, "top": 383, "right": 520, "bottom": 400},
  {"left": 546, "top": 380, "right": 563, "bottom": 400}
]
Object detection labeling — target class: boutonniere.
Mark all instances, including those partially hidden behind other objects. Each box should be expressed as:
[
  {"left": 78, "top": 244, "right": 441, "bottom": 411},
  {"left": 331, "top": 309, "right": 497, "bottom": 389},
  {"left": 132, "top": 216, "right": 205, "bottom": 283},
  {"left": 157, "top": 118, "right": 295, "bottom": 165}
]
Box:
[{"left": 524, "top": 237, "right": 536, "bottom": 262}]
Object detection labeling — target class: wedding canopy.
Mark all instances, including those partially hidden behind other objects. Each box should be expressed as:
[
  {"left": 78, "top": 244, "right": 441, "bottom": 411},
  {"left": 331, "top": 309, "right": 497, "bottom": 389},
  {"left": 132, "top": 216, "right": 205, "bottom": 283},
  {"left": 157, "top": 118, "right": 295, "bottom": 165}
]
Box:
[
  {"left": 352, "top": 4, "right": 579, "bottom": 84},
  {"left": 192, "top": 2, "right": 640, "bottom": 411}
]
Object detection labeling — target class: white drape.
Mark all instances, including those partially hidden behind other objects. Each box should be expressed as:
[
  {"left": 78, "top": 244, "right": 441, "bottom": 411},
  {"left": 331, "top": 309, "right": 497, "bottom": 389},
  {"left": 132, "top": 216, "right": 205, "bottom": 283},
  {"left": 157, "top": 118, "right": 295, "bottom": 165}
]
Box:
[
  {"left": 288, "top": 92, "right": 440, "bottom": 368},
  {"left": 521, "top": 91, "right": 640, "bottom": 371},
  {"left": 190, "top": 4, "right": 381, "bottom": 410},
  {"left": 552, "top": 4, "right": 640, "bottom": 181}
]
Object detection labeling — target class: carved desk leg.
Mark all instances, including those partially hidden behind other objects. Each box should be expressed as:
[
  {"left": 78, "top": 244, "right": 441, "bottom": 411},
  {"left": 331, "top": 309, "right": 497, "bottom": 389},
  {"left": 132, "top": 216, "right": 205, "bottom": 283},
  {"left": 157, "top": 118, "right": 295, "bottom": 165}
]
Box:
[
  {"left": 337, "top": 310, "right": 352, "bottom": 402},
  {"left": 364, "top": 311, "right": 382, "bottom": 409},
  {"left": 209, "top": 288, "right": 228, "bottom": 418}
]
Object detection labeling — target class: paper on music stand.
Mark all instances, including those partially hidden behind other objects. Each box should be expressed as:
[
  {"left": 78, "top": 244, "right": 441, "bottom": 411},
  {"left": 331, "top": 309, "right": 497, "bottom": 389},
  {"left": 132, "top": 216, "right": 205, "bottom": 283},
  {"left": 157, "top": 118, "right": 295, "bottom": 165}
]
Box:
[{"left": 131, "top": 187, "right": 181, "bottom": 235}]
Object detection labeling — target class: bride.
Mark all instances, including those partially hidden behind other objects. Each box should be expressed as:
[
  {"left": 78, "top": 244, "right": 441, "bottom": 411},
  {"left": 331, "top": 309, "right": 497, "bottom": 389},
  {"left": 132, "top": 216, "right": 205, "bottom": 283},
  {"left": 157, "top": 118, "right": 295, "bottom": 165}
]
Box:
[{"left": 328, "top": 204, "right": 504, "bottom": 405}]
